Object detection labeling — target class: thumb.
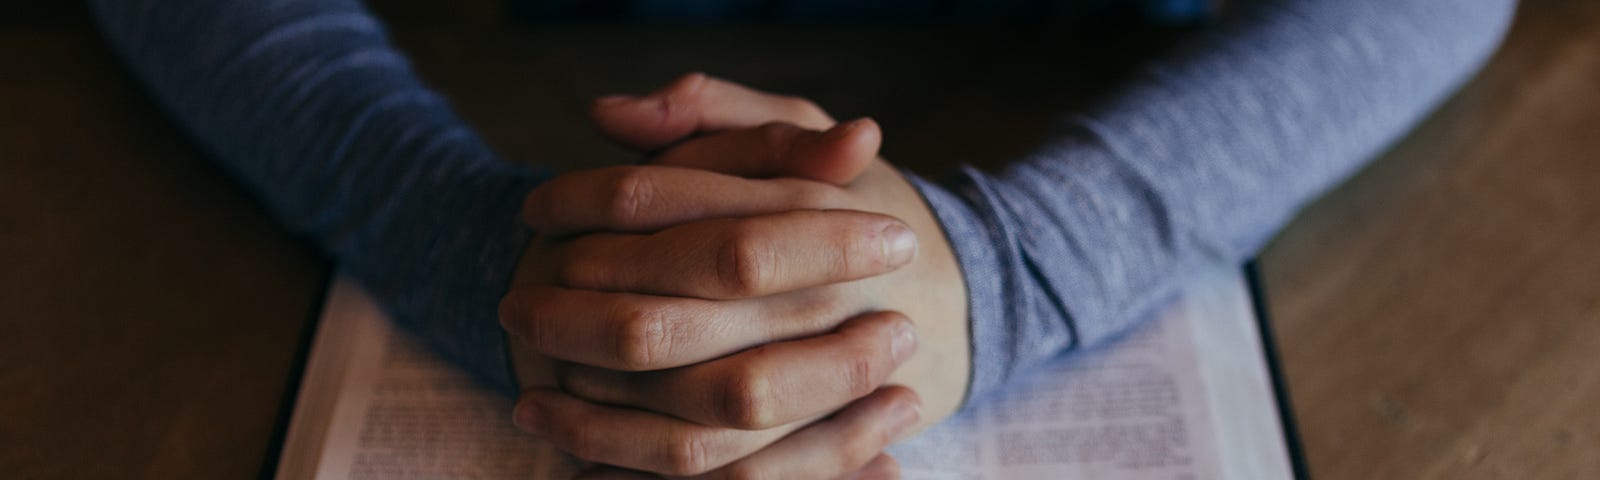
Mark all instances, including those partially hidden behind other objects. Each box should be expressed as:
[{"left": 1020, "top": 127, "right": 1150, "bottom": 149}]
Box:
[
  {"left": 590, "top": 73, "right": 871, "bottom": 184},
  {"left": 589, "top": 73, "right": 836, "bottom": 151},
  {"left": 644, "top": 118, "right": 881, "bottom": 185},
  {"left": 784, "top": 118, "right": 879, "bottom": 185}
]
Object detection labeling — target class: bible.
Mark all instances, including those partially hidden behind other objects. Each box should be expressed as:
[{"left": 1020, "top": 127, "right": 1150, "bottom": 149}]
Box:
[{"left": 269, "top": 265, "right": 1305, "bottom": 479}]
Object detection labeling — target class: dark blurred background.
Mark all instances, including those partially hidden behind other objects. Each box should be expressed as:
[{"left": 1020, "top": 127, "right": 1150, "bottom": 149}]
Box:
[{"left": 2, "top": 1, "right": 1598, "bottom": 478}]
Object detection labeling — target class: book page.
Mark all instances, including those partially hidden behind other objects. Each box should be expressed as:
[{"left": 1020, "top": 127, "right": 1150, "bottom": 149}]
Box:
[
  {"left": 888, "top": 267, "right": 1295, "bottom": 479},
  {"left": 277, "top": 278, "right": 576, "bottom": 480},
  {"left": 277, "top": 267, "right": 1293, "bottom": 479}
]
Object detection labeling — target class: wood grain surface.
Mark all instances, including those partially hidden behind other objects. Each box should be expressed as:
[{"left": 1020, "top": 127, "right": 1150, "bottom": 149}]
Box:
[
  {"left": 1, "top": 0, "right": 1595, "bottom": 478},
  {"left": 1258, "top": 1, "right": 1600, "bottom": 478}
]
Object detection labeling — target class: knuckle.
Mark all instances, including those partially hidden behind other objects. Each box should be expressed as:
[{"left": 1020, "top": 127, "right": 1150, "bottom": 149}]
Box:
[
  {"left": 757, "top": 122, "right": 803, "bottom": 159},
  {"left": 603, "top": 167, "right": 655, "bottom": 226},
  {"left": 840, "top": 216, "right": 903, "bottom": 275},
  {"left": 715, "top": 228, "right": 775, "bottom": 297},
  {"left": 522, "top": 304, "right": 549, "bottom": 352},
  {"left": 719, "top": 363, "right": 775, "bottom": 429},
  {"left": 613, "top": 304, "right": 672, "bottom": 371},
  {"left": 836, "top": 227, "right": 873, "bottom": 278},
  {"left": 502, "top": 292, "right": 551, "bottom": 351},
  {"left": 840, "top": 349, "right": 880, "bottom": 399},
  {"left": 662, "top": 430, "right": 713, "bottom": 476}
]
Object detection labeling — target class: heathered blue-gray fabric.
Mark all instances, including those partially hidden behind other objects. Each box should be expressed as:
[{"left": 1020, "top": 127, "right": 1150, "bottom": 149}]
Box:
[
  {"left": 913, "top": 0, "right": 1516, "bottom": 401},
  {"left": 89, "top": 0, "right": 546, "bottom": 393},
  {"left": 88, "top": 0, "right": 1515, "bottom": 402}
]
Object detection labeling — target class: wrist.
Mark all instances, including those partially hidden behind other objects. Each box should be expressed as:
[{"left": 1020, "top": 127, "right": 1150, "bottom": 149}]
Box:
[{"left": 868, "top": 162, "right": 970, "bottom": 431}]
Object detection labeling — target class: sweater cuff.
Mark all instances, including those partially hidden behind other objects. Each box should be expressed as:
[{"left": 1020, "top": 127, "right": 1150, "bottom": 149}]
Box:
[{"left": 342, "top": 159, "right": 544, "bottom": 396}]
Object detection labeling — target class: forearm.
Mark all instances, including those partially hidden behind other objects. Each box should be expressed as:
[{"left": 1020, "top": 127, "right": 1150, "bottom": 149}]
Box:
[
  {"left": 90, "top": 0, "right": 546, "bottom": 392},
  {"left": 922, "top": 0, "right": 1517, "bottom": 401}
]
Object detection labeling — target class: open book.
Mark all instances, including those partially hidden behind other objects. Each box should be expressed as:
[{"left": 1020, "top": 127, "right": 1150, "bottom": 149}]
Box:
[{"left": 271, "top": 266, "right": 1303, "bottom": 479}]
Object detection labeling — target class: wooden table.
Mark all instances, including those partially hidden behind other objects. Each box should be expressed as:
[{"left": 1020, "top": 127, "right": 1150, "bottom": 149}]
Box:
[{"left": 3, "top": 1, "right": 1596, "bottom": 478}]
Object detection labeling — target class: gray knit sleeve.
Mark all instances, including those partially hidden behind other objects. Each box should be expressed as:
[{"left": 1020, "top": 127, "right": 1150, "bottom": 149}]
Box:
[
  {"left": 911, "top": 0, "right": 1516, "bottom": 402},
  {"left": 88, "top": 0, "right": 546, "bottom": 393}
]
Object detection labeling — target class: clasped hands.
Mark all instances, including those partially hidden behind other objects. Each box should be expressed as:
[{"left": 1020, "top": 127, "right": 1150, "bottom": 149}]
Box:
[{"left": 500, "top": 74, "right": 970, "bottom": 480}]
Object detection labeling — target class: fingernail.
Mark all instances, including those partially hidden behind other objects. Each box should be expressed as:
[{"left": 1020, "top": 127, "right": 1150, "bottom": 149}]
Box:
[
  {"left": 822, "top": 118, "right": 873, "bottom": 142},
  {"left": 634, "top": 95, "right": 673, "bottom": 123},
  {"left": 890, "top": 319, "right": 917, "bottom": 364},
  {"left": 829, "top": 117, "right": 866, "bottom": 135},
  {"left": 889, "top": 398, "right": 921, "bottom": 437},
  {"left": 513, "top": 398, "right": 545, "bottom": 435},
  {"left": 881, "top": 223, "right": 917, "bottom": 267},
  {"left": 597, "top": 94, "right": 667, "bottom": 119}
]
